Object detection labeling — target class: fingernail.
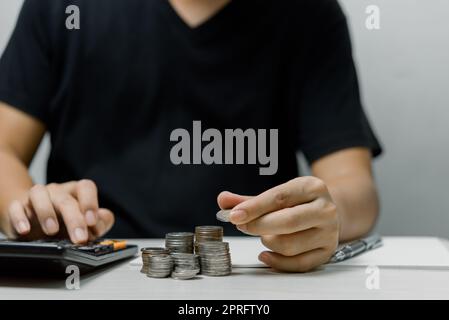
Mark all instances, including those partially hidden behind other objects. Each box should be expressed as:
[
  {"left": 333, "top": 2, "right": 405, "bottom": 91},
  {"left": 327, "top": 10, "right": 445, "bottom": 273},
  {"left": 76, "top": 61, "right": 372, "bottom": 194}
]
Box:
[
  {"left": 237, "top": 224, "right": 247, "bottom": 232},
  {"left": 74, "top": 227, "right": 87, "bottom": 242},
  {"left": 45, "top": 218, "right": 58, "bottom": 234},
  {"left": 17, "top": 220, "right": 30, "bottom": 234},
  {"left": 230, "top": 209, "right": 247, "bottom": 223},
  {"left": 85, "top": 210, "right": 96, "bottom": 226}
]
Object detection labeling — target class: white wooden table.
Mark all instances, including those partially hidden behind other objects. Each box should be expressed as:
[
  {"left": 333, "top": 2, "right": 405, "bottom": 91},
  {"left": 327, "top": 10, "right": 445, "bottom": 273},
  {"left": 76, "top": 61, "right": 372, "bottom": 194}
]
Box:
[{"left": 1, "top": 237, "right": 448, "bottom": 300}]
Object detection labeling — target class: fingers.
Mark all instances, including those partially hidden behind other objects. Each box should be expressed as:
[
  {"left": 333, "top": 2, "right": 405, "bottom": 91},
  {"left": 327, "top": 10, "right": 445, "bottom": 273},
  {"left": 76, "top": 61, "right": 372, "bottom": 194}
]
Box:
[
  {"left": 6, "top": 180, "right": 107, "bottom": 243},
  {"left": 8, "top": 200, "right": 31, "bottom": 235},
  {"left": 76, "top": 180, "right": 99, "bottom": 227},
  {"left": 28, "top": 184, "right": 59, "bottom": 235},
  {"left": 226, "top": 177, "right": 338, "bottom": 273},
  {"left": 90, "top": 208, "right": 115, "bottom": 238},
  {"left": 259, "top": 248, "right": 332, "bottom": 273},
  {"left": 260, "top": 228, "right": 335, "bottom": 257},
  {"left": 258, "top": 226, "right": 338, "bottom": 272},
  {"left": 229, "top": 177, "right": 324, "bottom": 225},
  {"left": 50, "top": 192, "right": 88, "bottom": 244},
  {"left": 238, "top": 198, "right": 337, "bottom": 236},
  {"left": 217, "top": 191, "right": 252, "bottom": 210}
]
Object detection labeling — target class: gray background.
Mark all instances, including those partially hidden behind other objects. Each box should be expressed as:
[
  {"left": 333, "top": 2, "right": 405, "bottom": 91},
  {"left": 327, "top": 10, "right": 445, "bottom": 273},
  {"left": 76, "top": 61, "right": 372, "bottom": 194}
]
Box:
[{"left": 0, "top": 0, "right": 448, "bottom": 238}]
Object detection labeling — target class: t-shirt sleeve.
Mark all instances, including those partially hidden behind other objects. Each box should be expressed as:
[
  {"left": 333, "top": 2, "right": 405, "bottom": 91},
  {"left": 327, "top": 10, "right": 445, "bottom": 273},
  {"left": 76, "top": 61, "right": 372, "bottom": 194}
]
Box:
[
  {"left": 294, "top": 0, "right": 382, "bottom": 164},
  {"left": 0, "top": 0, "right": 54, "bottom": 124}
]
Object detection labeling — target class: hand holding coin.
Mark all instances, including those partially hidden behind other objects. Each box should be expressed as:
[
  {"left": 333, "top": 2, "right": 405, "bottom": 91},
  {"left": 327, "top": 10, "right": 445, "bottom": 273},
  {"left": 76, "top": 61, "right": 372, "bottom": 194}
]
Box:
[{"left": 217, "top": 177, "right": 339, "bottom": 272}]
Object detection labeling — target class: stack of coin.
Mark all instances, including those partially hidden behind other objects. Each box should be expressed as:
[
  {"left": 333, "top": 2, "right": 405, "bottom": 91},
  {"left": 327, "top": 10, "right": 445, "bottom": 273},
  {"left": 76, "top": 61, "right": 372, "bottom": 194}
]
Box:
[
  {"left": 170, "top": 252, "right": 200, "bottom": 280},
  {"left": 196, "top": 241, "right": 232, "bottom": 276},
  {"left": 194, "top": 226, "right": 223, "bottom": 253},
  {"left": 146, "top": 254, "right": 174, "bottom": 278},
  {"left": 165, "top": 232, "right": 194, "bottom": 253},
  {"left": 141, "top": 247, "right": 170, "bottom": 274}
]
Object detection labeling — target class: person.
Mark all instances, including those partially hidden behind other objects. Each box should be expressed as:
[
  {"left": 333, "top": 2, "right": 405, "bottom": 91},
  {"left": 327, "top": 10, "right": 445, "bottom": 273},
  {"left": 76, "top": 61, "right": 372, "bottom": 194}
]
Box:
[{"left": 0, "top": 0, "right": 382, "bottom": 272}]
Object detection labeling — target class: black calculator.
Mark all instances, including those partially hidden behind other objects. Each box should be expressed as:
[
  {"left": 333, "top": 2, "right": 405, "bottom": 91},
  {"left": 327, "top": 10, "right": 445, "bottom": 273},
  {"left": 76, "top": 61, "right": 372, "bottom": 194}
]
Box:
[{"left": 0, "top": 239, "right": 138, "bottom": 276}]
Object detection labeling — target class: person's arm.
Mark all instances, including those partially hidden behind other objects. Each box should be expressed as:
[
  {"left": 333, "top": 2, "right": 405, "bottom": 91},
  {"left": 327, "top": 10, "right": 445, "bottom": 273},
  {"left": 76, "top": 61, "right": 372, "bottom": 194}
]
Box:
[
  {"left": 0, "top": 102, "right": 114, "bottom": 242},
  {"left": 0, "top": 102, "right": 44, "bottom": 236},
  {"left": 217, "top": 147, "right": 379, "bottom": 272},
  {"left": 311, "top": 147, "right": 379, "bottom": 241}
]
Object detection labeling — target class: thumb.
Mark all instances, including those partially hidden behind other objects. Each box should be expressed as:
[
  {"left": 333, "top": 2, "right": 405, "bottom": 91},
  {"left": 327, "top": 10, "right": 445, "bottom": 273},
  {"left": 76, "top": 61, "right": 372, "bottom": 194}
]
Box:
[{"left": 217, "top": 191, "right": 253, "bottom": 210}]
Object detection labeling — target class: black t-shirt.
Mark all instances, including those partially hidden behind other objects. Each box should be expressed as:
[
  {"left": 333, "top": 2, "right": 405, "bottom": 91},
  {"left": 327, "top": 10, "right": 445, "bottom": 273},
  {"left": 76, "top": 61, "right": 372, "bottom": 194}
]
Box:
[{"left": 0, "top": 0, "right": 381, "bottom": 237}]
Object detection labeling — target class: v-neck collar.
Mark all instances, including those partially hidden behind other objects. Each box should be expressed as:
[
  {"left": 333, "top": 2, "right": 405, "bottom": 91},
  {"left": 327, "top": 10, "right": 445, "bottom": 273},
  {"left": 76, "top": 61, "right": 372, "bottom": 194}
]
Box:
[{"left": 159, "top": 0, "right": 241, "bottom": 41}]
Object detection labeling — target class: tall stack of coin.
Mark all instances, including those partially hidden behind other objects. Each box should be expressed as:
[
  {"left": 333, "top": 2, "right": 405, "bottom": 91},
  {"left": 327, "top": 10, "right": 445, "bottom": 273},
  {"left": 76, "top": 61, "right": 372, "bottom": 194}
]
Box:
[
  {"left": 165, "top": 232, "right": 194, "bottom": 253},
  {"left": 146, "top": 254, "right": 174, "bottom": 278},
  {"left": 141, "top": 247, "right": 170, "bottom": 274},
  {"left": 196, "top": 241, "right": 232, "bottom": 276},
  {"left": 194, "top": 226, "right": 223, "bottom": 253},
  {"left": 170, "top": 252, "right": 200, "bottom": 280}
]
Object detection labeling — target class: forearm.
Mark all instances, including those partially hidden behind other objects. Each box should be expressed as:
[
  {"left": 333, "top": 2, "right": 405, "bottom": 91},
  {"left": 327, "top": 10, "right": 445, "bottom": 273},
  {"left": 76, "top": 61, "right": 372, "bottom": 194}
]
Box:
[
  {"left": 326, "top": 174, "right": 379, "bottom": 242},
  {"left": 0, "top": 147, "right": 34, "bottom": 236}
]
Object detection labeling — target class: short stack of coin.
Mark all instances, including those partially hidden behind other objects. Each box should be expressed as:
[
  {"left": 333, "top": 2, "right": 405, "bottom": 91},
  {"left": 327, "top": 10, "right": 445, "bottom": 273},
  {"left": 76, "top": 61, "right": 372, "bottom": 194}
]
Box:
[
  {"left": 170, "top": 252, "right": 200, "bottom": 280},
  {"left": 146, "top": 254, "right": 174, "bottom": 278},
  {"left": 141, "top": 220, "right": 233, "bottom": 279},
  {"left": 165, "top": 232, "right": 194, "bottom": 253},
  {"left": 196, "top": 241, "right": 232, "bottom": 276},
  {"left": 141, "top": 247, "right": 170, "bottom": 274},
  {"left": 194, "top": 226, "right": 223, "bottom": 253}
]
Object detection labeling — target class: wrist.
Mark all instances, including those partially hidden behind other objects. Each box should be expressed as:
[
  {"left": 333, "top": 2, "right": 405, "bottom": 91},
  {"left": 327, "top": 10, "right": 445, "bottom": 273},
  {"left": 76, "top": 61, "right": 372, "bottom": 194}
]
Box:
[{"left": 338, "top": 209, "right": 378, "bottom": 242}]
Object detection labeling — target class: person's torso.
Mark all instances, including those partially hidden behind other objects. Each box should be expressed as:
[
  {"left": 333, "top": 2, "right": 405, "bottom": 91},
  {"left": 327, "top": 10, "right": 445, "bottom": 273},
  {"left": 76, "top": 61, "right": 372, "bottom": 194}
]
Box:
[{"left": 44, "top": 0, "right": 312, "bottom": 237}]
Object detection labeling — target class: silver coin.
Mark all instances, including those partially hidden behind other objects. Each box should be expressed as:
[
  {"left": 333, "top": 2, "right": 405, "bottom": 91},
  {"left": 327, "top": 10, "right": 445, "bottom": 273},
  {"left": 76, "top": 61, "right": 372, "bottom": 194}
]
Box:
[
  {"left": 141, "top": 247, "right": 171, "bottom": 274},
  {"left": 141, "top": 247, "right": 170, "bottom": 254},
  {"left": 145, "top": 254, "right": 173, "bottom": 278},
  {"left": 142, "top": 227, "right": 232, "bottom": 279},
  {"left": 171, "top": 270, "right": 199, "bottom": 280},
  {"left": 170, "top": 252, "right": 201, "bottom": 278},
  {"left": 216, "top": 209, "right": 231, "bottom": 222},
  {"left": 196, "top": 240, "right": 232, "bottom": 276},
  {"left": 165, "top": 232, "right": 194, "bottom": 254},
  {"left": 194, "top": 226, "right": 223, "bottom": 241},
  {"left": 194, "top": 226, "right": 224, "bottom": 255}
]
